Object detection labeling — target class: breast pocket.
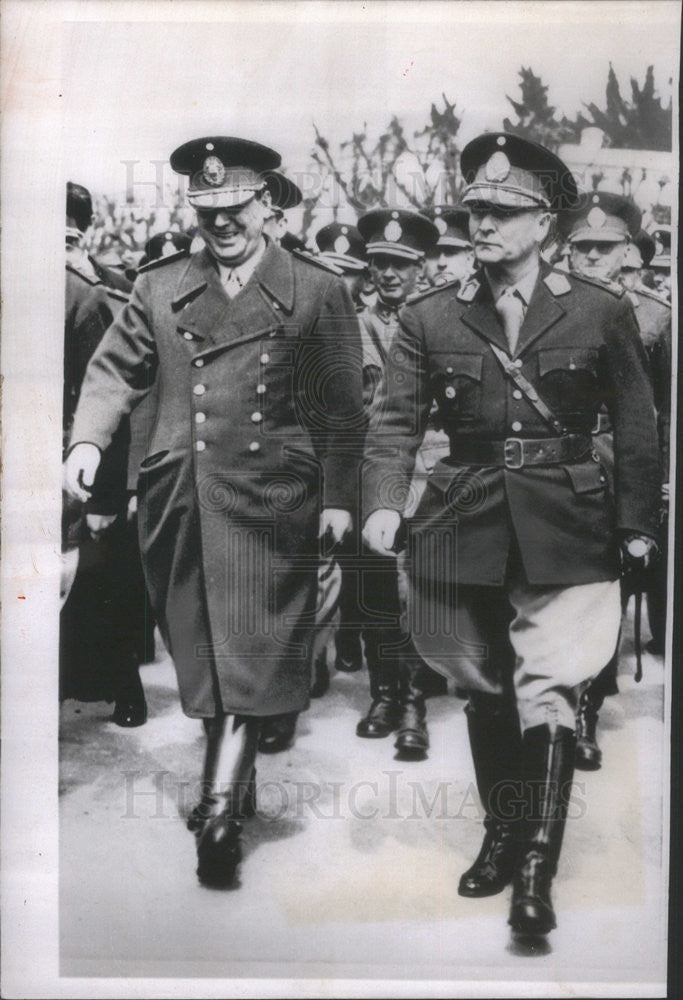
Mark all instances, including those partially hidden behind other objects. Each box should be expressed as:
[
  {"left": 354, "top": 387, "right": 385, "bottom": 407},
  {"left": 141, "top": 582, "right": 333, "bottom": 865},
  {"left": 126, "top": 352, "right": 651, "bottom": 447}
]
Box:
[
  {"left": 430, "top": 353, "right": 484, "bottom": 424},
  {"left": 537, "top": 348, "right": 599, "bottom": 419}
]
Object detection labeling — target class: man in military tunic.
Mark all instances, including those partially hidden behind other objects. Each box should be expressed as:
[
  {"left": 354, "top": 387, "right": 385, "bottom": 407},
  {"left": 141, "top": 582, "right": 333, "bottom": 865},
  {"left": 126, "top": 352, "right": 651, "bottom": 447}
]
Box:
[
  {"left": 353, "top": 208, "right": 440, "bottom": 756},
  {"left": 362, "top": 134, "right": 660, "bottom": 936},
  {"left": 563, "top": 192, "right": 671, "bottom": 766},
  {"left": 64, "top": 136, "right": 364, "bottom": 889}
]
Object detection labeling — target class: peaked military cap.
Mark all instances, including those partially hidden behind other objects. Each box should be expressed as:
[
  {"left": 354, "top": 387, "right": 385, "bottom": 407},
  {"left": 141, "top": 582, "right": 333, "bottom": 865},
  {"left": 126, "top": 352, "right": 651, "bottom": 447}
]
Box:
[
  {"left": 424, "top": 205, "right": 472, "bottom": 249},
  {"left": 460, "top": 132, "right": 578, "bottom": 212},
  {"left": 263, "top": 171, "right": 303, "bottom": 211},
  {"left": 315, "top": 222, "right": 367, "bottom": 272},
  {"left": 144, "top": 230, "right": 193, "bottom": 262},
  {"left": 650, "top": 225, "right": 671, "bottom": 269},
  {"left": 280, "top": 231, "right": 307, "bottom": 253},
  {"left": 170, "top": 136, "right": 281, "bottom": 209},
  {"left": 357, "top": 207, "right": 438, "bottom": 261},
  {"left": 622, "top": 242, "right": 643, "bottom": 270},
  {"left": 633, "top": 229, "right": 656, "bottom": 268},
  {"left": 563, "top": 190, "right": 641, "bottom": 244}
]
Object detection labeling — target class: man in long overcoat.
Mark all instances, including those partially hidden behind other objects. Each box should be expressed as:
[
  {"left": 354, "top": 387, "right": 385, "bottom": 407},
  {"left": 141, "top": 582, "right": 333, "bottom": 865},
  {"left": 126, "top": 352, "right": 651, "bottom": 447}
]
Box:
[
  {"left": 362, "top": 133, "right": 660, "bottom": 937},
  {"left": 64, "top": 136, "right": 364, "bottom": 888}
]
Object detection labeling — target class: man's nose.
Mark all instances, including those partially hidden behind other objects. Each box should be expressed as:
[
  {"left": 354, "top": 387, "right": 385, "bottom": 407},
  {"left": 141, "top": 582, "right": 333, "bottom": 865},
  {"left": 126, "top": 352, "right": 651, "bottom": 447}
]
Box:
[
  {"left": 213, "top": 210, "right": 236, "bottom": 227},
  {"left": 476, "top": 214, "right": 496, "bottom": 233},
  {"left": 437, "top": 253, "right": 449, "bottom": 267},
  {"left": 586, "top": 244, "right": 602, "bottom": 260}
]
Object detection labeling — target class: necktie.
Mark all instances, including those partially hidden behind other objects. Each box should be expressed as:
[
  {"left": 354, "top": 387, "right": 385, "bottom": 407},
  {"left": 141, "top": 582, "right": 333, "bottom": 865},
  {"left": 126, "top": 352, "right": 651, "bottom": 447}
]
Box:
[
  {"left": 222, "top": 268, "right": 244, "bottom": 299},
  {"left": 495, "top": 287, "right": 525, "bottom": 354}
]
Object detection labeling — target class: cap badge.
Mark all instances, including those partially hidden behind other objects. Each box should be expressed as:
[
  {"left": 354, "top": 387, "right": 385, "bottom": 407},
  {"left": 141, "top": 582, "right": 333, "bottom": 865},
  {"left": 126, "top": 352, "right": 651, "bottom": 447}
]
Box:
[
  {"left": 435, "top": 217, "right": 448, "bottom": 236},
  {"left": 485, "top": 151, "right": 511, "bottom": 183},
  {"left": 341, "top": 225, "right": 348, "bottom": 234},
  {"left": 384, "top": 220, "right": 403, "bottom": 242},
  {"left": 161, "top": 240, "right": 177, "bottom": 258},
  {"left": 592, "top": 194, "right": 600, "bottom": 204},
  {"left": 202, "top": 156, "right": 226, "bottom": 186},
  {"left": 587, "top": 207, "right": 607, "bottom": 229},
  {"left": 334, "top": 234, "right": 350, "bottom": 254}
]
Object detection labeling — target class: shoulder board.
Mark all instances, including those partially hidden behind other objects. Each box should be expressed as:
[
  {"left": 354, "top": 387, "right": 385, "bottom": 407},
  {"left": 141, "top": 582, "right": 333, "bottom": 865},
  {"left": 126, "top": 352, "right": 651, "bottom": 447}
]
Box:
[
  {"left": 290, "top": 248, "right": 343, "bottom": 276},
  {"left": 456, "top": 278, "right": 481, "bottom": 303},
  {"left": 543, "top": 270, "right": 572, "bottom": 297},
  {"left": 405, "top": 280, "right": 459, "bottom": 306},
  {"left": 65, "top": 261, "right": 101, "bottom": 287},
  {"left": 104, "top": 286, "right": 130, "bottom": 304},
  {"left": 138, "top": 249, "right": 190, "bottom": 273},
  {"left": 570, "top": 272, "right": 624, "bottom": 298},
  {"left": 634, "top": 285, "right": 671, "bottom": 309}
]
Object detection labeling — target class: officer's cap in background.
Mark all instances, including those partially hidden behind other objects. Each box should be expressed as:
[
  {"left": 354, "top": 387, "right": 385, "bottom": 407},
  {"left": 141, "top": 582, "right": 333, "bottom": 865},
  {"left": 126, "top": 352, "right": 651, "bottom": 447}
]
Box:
[
  {"left": 263, "top": 172, "right": 303, "bottom": 213},
  {"left": 650, "top": 225, "right": 671, "bottom": 269},
  {"left": 357, "top": 208, "right": 438, "bottom": 261},
  {"left": 460, "top": 132, "right": 578, "bottom": 213},
  {"left": 280, "top": 232, "right": 307, "bottom": 253},
  {"left": 170, "top": 136, "right": 281, "bottom": 209},
  {"left": 315, "top": 222, "right": 367, "bottom": 273},
  {"left": 67, "top": 181, "right": 93, "bottom": 238},
  {"left": 622, "top": 230, "right": 656, "bottom": 271},
  {"left": 424, "top": 205, "right": 472, "bottom": 250},
  {"left": 562, "top": 190, "right": 641, "bottom": 244},
  {"left": 143, "top": 230, "right": 193, "bottom": 264}
]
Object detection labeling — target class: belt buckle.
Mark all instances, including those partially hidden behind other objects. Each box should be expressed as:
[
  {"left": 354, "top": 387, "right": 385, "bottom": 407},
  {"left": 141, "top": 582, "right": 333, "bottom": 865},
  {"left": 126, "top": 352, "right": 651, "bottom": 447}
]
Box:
[{"left": 504, "top": 437, "right": 524, "bottom": 469}]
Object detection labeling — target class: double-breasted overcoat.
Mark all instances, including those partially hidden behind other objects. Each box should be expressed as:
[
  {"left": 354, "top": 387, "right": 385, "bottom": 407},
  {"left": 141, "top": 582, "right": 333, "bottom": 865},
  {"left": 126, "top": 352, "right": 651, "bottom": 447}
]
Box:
[{"left": 71, "top": 241, "right": 364, "bottom": 717}]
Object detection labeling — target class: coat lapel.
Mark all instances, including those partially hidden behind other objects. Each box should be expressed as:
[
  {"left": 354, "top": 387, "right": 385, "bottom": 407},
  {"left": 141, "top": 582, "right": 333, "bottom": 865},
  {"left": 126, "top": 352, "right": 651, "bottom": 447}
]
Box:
[
  {"left": 513, "top": 268, "right": 567, "bottom": 358},
  {"left": 459, "top": 274, "right": 510, "bottom": 352},
  {"left": 171, "top": 249, "right": 235, "bottom": 345}
]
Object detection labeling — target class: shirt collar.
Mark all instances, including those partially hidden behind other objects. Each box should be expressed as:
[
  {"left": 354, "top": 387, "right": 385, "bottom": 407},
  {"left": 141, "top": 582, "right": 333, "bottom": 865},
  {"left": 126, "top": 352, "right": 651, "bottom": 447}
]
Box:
[
  {"left": 485, "top": 260, "right": 540, "bottom": 308},
  {"left": 217, "top": 237, "right": 267, "bottom": 288}
]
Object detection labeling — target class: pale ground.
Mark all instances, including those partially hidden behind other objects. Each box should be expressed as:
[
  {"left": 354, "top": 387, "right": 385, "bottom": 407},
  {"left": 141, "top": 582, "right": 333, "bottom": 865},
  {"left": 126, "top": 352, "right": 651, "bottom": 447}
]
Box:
[{"left": 59, "top": 613, "right": 668, "bottom": 989}]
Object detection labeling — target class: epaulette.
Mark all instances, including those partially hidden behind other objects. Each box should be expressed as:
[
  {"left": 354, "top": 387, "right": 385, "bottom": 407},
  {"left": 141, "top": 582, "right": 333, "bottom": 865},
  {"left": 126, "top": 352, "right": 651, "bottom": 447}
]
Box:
[
  {"left": 405, "top": 279, "right": 459, "bottom": 305},
  {"left": 65, "top": 261, "right": 102, "bottom": 287},
  {"left": 543, "top": 270, "right": 572, "bottom": 297},
  {"left": 570, "top": 271, "right": 625, "bottom": 298},
  {"left": 138, "top": 249, "right": 190, "bottom": 273},
  {"left": 290, "top": 248, "right": 343, "bottom": 276},
  {"left": 634, "top": 284, "right": 671, "bottom": 309},
  {"left": 456, "top": 277, "right": 481, "bottom": 303}
]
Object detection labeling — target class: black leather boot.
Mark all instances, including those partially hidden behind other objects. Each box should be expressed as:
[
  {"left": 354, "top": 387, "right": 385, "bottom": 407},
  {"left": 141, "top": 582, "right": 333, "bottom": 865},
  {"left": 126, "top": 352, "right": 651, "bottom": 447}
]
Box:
[
  {"left": 195, "top": 789, "right": 245, "bottom": 889},
  {"left": 509, "top": 724, "right": 575, "bottom": 936},
  {"left": 458, "top": 694, "right": 523, "bottom": 898},
  {"left": 334, "top": 628, "right": 363, "bottom": 672},
  {"left": 187, "top": 769, "right": 257, "bottom": 833},
  {"left": 310, "top": 654, "right": 330, "bottom": 699},
  {"left": 575, "top": 686, "right": 604, "bottom": 771},
  {"left": 395, "top": 658, "right": 430, "bottom": 758},
  {"left": 356, "top": 637, "right": 400, "bottom": 738},
  {"left": 258, "top": 712, "right": 298, "bottom": 754},
  {"left": 112, "top": 656, "right": 147, "bottom": 728}
]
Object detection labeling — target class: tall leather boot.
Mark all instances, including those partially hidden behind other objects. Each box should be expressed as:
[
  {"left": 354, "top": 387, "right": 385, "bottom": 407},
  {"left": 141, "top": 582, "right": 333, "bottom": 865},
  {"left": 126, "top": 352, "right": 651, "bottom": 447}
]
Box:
[
  {"left": 509, "top": 724, "right": 575, "bottom": 936},
  {"left": 356, "top": 633, "right": 401, "bottom": 738},
  {"left": 575, "top": 653, "right": 617, "bottom": 771},
  {"left": 395, "top": 656, "right": 430, "bottom": 758},
  {"left": 459, "top": 694, "right": 523, "bottom": 897}
]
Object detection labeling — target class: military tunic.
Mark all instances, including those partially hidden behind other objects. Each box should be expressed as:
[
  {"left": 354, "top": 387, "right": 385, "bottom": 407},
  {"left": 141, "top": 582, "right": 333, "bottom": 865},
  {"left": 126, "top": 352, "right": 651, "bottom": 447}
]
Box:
[
  {"left": 362, "top": 264, "right": 660, "bottom": 715},
  {"left": 71, "top": 241, "right": 364, "bottom": 718}
]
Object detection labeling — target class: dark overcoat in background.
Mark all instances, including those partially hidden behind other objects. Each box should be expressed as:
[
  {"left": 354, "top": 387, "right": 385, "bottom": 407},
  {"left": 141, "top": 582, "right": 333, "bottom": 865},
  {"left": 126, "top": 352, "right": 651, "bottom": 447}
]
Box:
[
  {"left": 361, "top": 264, "right": 660, "bottom": 681},
  {"left": 71, "top": 241, "right": 364, "bottom": 718}
]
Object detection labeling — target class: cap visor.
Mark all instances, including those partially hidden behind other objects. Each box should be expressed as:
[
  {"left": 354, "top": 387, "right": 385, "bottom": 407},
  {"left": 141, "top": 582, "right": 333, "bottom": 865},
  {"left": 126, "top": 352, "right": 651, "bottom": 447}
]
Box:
[
  {"left": 320, "top": 252, "right": 367, "bottom": 272},
  {"left": 366, "top": 242, "right": 424, "bottom": 261},
  {"left": 461, "top": 184, "right": 548, "bottom": 209},
  {"left": 567, "top": 227, "right": 627, "bottom": 244},
  {"left": 188, "top": 188, "right": 257, "bottom": 209}
]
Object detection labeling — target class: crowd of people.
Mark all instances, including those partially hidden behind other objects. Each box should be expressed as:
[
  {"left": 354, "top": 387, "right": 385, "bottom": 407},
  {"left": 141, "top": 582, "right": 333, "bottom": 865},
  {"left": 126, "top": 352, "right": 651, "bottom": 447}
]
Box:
[{"left": 62, "top": 128, "right": 671, "bottom": 942}]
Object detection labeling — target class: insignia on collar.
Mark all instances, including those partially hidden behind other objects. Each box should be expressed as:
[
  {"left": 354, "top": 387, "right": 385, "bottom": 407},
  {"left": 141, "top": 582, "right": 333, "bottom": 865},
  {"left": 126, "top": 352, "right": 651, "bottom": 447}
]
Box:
[
  {"left": 543, "top": 271, "right": 571, "bottom": 296},
  {"left": 203, "top": 156, "right": 226, "bottom": 186},
  {"left": 457, "top": 278, "right": 480, "bottom": 302},
  {"left": 485, "top": 151, "right": 511, "bottom": 183}
]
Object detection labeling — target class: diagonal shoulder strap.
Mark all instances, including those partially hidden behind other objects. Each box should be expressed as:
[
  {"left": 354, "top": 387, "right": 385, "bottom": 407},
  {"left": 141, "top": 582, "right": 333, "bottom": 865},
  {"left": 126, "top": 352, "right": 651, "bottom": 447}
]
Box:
[{"left": 487, "top": 341, "right": 567, "bottom": 435}]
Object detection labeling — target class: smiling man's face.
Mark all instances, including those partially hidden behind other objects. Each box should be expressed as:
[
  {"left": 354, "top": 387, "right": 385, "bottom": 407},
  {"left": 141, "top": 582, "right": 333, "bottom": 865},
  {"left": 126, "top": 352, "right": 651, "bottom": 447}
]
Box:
[{"left": 196, "top": 191, "right": 271, "bottom": 266}]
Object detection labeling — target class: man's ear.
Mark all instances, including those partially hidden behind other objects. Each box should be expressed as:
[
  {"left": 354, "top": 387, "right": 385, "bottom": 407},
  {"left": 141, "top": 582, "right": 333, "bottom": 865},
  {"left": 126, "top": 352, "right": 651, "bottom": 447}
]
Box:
[
  {"left": 259, "top": 188, "right": 273, "bottom": 213},
  {"left": 537, "top": 211, "right": 553, "bottom": 243}
]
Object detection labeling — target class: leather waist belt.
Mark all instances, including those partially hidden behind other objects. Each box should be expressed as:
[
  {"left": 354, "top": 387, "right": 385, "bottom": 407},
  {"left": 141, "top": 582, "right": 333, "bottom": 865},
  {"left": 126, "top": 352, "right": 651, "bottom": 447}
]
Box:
[{"left": 448, "top": 434, "right": 593, "bottom": 469}]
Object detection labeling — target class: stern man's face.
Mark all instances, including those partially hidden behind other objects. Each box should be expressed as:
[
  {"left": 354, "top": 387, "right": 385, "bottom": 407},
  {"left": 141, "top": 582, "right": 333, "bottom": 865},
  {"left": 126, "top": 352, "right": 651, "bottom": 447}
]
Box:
[
  {"left": 196, "top": 189, "right": 272, "bottom": 267},
  {"left": 369, "top": 253, "right": 422, "bottom": 305},
  {"left": 570, "top": 239, "right": 627, "bottom": 284},
  {"left": 468, "top": 204, "right": 551, "bottom": 269}
]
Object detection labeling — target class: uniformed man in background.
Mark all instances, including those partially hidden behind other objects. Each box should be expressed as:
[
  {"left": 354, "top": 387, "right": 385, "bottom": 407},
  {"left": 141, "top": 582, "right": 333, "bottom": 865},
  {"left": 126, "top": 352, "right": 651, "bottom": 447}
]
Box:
[
  {"left": 353, "top": 207, "right": 439, "bottom": 756},
  {"left": 649, "top": 224, "right": 671, "bottom": 301},
  {"left": 64, "top": 136, "right": 364, "bottom": 889},
  {"left": 362, "top": 134, "right": 660, "bottom": 937},
  {"left": 62, "top": 182, "right": 148, "bottom": 726},
  {"left": 423, "top": 205, "right": 474, "bottom": 288},
  {"left": 564, "top": 191, "right": 671, "bottom": 766},
  {"left": 315, "top": 221, "right": 368, "bottom": 313}
]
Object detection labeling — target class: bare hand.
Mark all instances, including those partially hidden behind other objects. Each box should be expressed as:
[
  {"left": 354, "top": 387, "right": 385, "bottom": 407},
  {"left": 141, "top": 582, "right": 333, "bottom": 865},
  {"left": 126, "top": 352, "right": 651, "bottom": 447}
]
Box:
[
  {"left": 319, "top": 508, "right": 353, "bottom": 548},
  {"left": 362, "top": 508, "right": 401, "bottom": 557},
  {"left": 86, "top": 513, "right": 118, "bottom": 539},
  {"left": 63, "top": 443, "right": 101, "bottom": 503}
]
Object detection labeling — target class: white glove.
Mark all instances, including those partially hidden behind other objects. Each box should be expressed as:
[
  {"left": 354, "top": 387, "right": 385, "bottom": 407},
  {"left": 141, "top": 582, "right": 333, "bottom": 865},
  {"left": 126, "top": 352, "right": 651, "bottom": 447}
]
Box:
[{"left": 362, "top": 508, "right": 401, "bottom": 557}]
